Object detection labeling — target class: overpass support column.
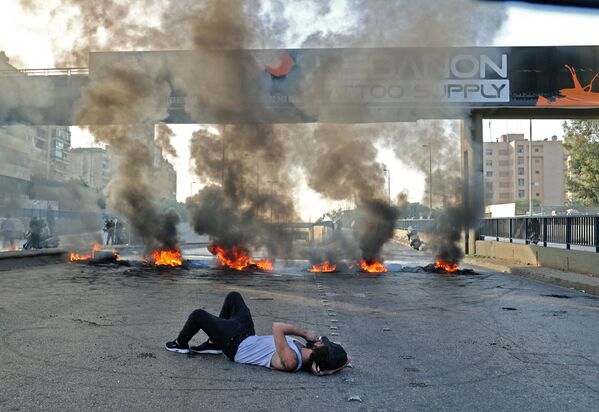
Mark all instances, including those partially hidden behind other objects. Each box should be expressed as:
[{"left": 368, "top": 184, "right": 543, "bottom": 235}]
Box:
[{"left": 460, "top": 111, "right": 484, "bottom": 255}]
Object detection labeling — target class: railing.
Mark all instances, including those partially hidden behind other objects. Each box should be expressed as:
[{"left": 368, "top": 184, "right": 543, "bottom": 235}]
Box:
[
  {"left": 397, "top": 216, "right": 599, "bottom": 252},
  {"left": 0, "top": 67, "right": 89, "bottom": 77},
  {"left": 395, "top": 219, "right": 434, "bottom": 232},
  {"left": 480, "top": 216, "right": 599, "bottom": 252}
]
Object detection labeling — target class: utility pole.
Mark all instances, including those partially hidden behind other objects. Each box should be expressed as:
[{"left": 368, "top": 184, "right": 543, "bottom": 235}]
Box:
[
  {"left": 221, "top": 127, "right": 226, "bottom": 188},
  {"left": 529, "top": 119, "right": 533, "bottom": 217},
  {"left": 383, "top": 166, "right": 391, "bottom": 205},
  {"left": 422, "top": 144, "right": 433, "bottom": 217}
]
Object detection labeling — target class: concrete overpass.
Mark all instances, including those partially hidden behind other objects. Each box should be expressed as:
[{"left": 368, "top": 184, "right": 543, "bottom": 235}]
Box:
[
  {"left": 2, "top": 46, "right": 599, "bottom": 253},
  {"left": 2, "top": 46, "right": 599, "bottom": 125}
]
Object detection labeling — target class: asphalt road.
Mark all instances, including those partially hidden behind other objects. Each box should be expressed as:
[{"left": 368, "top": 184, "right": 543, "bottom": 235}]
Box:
[{"left": 1, "top": 244, "right": 598, "bottom": 411}]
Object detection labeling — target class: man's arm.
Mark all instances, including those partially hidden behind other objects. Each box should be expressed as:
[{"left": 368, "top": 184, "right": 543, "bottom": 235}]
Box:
[
  {"left": 271, "top": 322, "right": 316, "bottom": 371},
  {"left": 271, "top": 322, "right": 299, "bottom": 371},
  {"left": 272, "top": 322, "right": 316, "bottom": 341}
]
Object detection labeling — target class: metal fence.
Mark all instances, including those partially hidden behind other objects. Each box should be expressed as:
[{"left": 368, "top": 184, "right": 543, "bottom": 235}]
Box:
[
  {"left": 397, "top": 216, "right": 599, "bottom": 252},
  {"left": 0, "top": 67, "right": 89, "bottom": 77},
  {"left": 480, "top": 216, "right": 599, "bottom": 252},
  {"left": 395, "top": 219, "right": 434, "bottom": 232}
]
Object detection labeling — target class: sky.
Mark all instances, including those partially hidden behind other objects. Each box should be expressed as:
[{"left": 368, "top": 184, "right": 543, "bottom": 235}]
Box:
[{"left": 1, "top": 1, "right": 598, "bottom": 220}]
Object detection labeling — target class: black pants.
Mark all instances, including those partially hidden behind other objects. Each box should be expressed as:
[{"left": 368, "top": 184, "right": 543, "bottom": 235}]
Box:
[{"left": 177, "top": 292, "right": 255, "bottom": 359}]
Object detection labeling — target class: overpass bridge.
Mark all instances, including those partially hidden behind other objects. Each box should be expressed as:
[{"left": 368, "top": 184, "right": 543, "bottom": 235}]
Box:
[
  {"left": 2, "top": 46, "right": 599, "bottom": 252},
  {"left": 2, "top": 46, "right": 599, "bottom": 125}
]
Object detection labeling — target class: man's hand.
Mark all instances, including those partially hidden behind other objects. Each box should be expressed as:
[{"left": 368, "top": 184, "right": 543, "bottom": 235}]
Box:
[{"left": 304, "top": 330, "right": 317, "bottom": 342}]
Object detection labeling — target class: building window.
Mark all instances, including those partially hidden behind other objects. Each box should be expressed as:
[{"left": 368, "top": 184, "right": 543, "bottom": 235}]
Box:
[
  {"left": 535, "top": 170, "right": 540, "bottom": 175},
  {"left": 517, "top": 157, "right": 524, "bottom": 165},
  {"left": 518, "top": 190, "right": 525, "bottom": 198},
  {"left": 485, "top": 149, "right": 493, "bottom": 156},
  {"left": 535, "top": 159, "right": 540, "bottom": 164},
  {"left": 518, "top": 178, "right": 525, "bottom": 186},
  {"left": 534, "top": 148, "right": 540, "bottom": 153},
  {"left": 533, "top": 181, "right": 540, "bottom": 187},
  {"left": 499, "top": 149, "right": 509, "bottom": 156},
  {"left": 486, "top": 171, "right": 493, "bottom": 177},
  {"left": 485, "top": 160, "right": 493, "bottom": 167},
  {"left": 518, "top": 168, "right": 524, "bottom": 175},
  {"left": 499, "top": 193, "right": 510, "bottom": 199},
  {"left": 486, "top": 182, "right": 493, "bottom": 190},
  {"left": 517, "top": 146, "right": 524, "bottom": 154},
  {"left": 535, "top": 192, "right": 540, "bottom": 197}
]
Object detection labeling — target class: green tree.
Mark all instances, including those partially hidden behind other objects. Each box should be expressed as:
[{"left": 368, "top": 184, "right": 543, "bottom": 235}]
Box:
[
  {"left": 515, "top": 199, "right": 540, "bottom": 215},
  {"left": 563, "top": 120, "right": 599, "bottom": 206}
]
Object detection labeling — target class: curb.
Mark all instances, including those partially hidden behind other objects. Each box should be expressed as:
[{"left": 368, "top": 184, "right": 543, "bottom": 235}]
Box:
[
  {"left": 0, "top": 249, "right": 68, "bottom": 260},
  {"left": 463, "top": 257, "right": 599, "bottom": 296}
]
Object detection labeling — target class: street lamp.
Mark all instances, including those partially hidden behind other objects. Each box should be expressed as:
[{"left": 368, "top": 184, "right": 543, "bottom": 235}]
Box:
[
  {"left": 266, "top": 179, "right": 276, "bottom": 223},
  {"left": 422, "top": 144, "right": 433, "bottom": 217},
  {"left": 221, "top": 126, "right": 227, "bottom": 188},
  {"left": 243, "top": 153, "right": 260, "bottom": 194},
  {"left": 383, "top": 166, "right": 391, "bottom": 205}
]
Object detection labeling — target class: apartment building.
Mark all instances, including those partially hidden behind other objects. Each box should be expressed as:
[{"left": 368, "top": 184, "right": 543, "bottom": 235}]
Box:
[
  {"left": 30, "top": 126, "right": 72, "bottom": 182},
  {"left": 483, "top": 133, "right": 567, "bottom": 207},
  {"left": 68, "top": 147, "right": 113, "bottom": 190}
]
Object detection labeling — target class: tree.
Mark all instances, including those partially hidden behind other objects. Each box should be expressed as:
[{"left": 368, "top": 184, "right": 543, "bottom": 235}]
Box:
[
  {"left": 515, "top": 199, "right": 540, "bottom": 215},
  {"left": 396, "top": 191, "right": 431, "bottom": 218},
  {"left": 563, "top": 120, "right": 599, "bottom": 206}
]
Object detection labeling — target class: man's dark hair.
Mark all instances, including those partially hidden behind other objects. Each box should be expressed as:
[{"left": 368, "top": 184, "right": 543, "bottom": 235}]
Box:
[{"left": 309, "top": 346, "right": 330, "bottom": 367}]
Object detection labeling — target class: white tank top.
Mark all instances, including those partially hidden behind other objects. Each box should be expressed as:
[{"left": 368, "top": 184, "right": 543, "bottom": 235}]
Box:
[{"left": 233, "top": 335, "right": 303, "bottom": 371}]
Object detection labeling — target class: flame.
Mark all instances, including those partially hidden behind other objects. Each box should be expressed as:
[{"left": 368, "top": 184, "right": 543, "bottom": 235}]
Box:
[
  {"left": 3, "top": 245, "right": 19, "bottom": 252},
  {"left": 435, "top": 259, "right": 459, "bottom": 273},
  {"left": 69, "top": 251, "right": 91, "bottom": 261},
  {"left": 360, "top": 259, "right": 388, "bottom": 273},
  {"left": 151, "top": 249, "right": 183, "bottom": 267},
  {"left": 69, "top": 243, "right": 120, "bottom": 262},
  {"left": 208, "top": 243, "right": 272, "bottom": 271},
  {"left": 309, "top": 260, "right": 337, "bottom": 273}
]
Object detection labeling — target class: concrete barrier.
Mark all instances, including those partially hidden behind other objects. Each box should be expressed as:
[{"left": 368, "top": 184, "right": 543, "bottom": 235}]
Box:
[
  {"left": 0, "top": 249, "right": 69, "bottom": 271},
  {"left": 474, "top": 240, "right": 599, "bottom": 277},
  {"left": 0, "top": 249, "right": 68, "bottom": 260}
]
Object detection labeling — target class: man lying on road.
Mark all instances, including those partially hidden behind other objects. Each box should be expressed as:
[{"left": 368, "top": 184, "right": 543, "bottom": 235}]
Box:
[{"left": 166, "top": 291, "right": 350, "bottom": 375}]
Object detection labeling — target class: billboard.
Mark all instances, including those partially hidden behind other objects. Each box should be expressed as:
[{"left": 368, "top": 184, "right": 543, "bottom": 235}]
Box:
[{"left": 251, "top": 46, "right": 599, "bottom": 109}]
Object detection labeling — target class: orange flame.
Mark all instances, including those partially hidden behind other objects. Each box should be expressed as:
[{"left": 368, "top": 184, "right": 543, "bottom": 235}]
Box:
[
  {"left": 69, "top": 243, "right": 102, "bottom": 262},
  {"left": 208, "top": 243, "right": 272, "bottom": 271},
  {"left": 309, "top": 260, "right": 337, "bottom": 273},
  {"left": 435, "top": 259, "right": 459, "bottom": 273},
  {"left": 69, "top": 251, "right": 91, "bottom": 261},
  {"left": 151, "top": 249, "right": 183, "bottom": 267},
  {"left": 3, "top": 245, "right": 19, "bottom": 252},
  {"left": 360, "top": 259, "right": 388, "bottom": 273}
]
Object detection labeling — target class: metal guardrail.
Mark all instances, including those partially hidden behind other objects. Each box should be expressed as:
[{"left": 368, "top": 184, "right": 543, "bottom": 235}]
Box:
[
  {"left": 397, "top": 216, "right": 599, "bottom": 252},
  {"left": 395, "top": 219, "right": 434, "bottom": 232},
  {"left": 480, "top": 216, "right": 599, "bottom": 252},
  {"left": 0, "top": 67, "right": 89, "bottom": 77}
]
